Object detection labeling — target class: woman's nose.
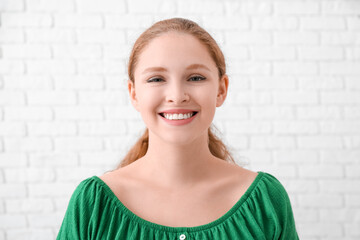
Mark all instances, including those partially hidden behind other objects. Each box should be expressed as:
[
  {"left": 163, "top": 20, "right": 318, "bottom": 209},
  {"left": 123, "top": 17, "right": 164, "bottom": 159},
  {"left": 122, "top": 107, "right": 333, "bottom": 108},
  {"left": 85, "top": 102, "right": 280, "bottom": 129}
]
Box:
[{"left": 165, "top": 84, "right": 190, "bottom": 104}]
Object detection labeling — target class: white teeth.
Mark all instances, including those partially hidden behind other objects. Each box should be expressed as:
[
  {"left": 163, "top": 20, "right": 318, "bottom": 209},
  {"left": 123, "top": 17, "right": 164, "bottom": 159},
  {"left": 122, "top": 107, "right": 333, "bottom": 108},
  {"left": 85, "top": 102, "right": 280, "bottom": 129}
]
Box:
[{"left": 163, "top": 112, "right": 194, "bottom": 120}]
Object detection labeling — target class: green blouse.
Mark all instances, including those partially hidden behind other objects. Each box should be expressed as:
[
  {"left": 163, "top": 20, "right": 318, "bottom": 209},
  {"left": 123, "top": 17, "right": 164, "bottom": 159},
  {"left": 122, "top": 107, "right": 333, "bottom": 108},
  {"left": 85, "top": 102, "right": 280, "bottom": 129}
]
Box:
[{"left": 57, "top": 172, "right": 299, "bottom": 239}]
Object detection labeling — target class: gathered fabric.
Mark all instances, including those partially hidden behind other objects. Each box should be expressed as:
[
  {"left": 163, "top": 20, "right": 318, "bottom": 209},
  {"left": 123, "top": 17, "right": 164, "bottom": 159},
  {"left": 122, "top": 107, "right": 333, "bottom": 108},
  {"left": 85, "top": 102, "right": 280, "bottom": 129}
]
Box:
[{"left": 57, "top": 172, "right": 299, "bottom": 240}]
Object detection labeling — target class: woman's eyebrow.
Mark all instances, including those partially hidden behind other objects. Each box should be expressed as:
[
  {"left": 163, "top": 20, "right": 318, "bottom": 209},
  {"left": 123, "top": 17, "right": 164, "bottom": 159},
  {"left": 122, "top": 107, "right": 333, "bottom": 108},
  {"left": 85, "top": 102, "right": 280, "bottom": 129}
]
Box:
[
  {"left": 186, "top": 64, "right": 211, "bottom": 72},
  {"left": 142, "top": 67, "right": 167, "bottom": 74}
]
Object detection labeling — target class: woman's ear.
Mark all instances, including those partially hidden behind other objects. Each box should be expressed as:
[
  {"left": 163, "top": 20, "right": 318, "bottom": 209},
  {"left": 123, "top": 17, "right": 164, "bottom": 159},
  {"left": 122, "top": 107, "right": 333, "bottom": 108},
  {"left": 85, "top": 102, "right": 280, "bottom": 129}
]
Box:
[
  {"left": 128, "top": 80, "right": 140, "bottom": 112},
  {"left": 216, "top": 74, "right": 229, "bottom": 107}
]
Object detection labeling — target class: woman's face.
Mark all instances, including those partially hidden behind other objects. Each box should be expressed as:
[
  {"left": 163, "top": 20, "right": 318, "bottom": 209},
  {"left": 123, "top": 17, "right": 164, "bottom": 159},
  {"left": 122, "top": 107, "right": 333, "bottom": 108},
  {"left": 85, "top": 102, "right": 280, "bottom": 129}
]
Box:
[{"left": 129, "top": 32, "right": 228, "bottom": 145}]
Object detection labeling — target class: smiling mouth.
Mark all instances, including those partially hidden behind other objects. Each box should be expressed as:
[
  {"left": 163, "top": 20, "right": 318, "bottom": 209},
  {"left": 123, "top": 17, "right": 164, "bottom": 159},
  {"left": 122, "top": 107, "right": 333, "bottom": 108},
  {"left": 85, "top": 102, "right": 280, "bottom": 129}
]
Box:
[{"left": 159, "top": 111, "right": 198, "bottom": 120}]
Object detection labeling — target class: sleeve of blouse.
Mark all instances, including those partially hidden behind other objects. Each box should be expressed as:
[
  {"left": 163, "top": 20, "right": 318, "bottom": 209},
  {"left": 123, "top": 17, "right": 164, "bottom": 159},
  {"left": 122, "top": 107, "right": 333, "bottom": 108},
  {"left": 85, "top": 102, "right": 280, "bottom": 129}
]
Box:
[
  {"left": 266, "top": 174, "right": 299, "bottom": 240},
  {"left": 56, "top": 178, "right": 96, "bottom": 240}
]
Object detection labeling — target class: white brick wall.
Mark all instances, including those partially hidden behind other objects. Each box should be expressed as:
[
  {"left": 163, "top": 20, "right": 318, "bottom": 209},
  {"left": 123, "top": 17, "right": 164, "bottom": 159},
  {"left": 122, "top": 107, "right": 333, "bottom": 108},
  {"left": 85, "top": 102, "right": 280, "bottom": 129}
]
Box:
[{"left": 0, "top": 0, "right": 359, "bottom": 239}]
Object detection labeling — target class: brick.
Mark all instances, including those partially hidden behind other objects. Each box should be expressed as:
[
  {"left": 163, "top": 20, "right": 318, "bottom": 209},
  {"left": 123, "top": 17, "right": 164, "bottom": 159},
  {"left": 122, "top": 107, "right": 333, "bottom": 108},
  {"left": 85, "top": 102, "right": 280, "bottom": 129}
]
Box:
[
  {"left": 321, "top": 92, "right": 360, "bottom": 104},
  {"left": 250, "top": 136, "right": 296, "bottom": 149},
  {"left": 286, "top": 180, "right": 318, "bottom": 193},
  {"left": 55, "top": 106, "right": 103, "bottom": 120},
  {"left": 293, "top": 208, "right": 318, "bottom": 222},
  {"left": 29, "top": 183, "right": 75, "bottom": 197},
  {"left": 0, "top": 122, "right": 26, "bottom": 136},
  {"left": 79, "top": 151, "right": 123, "bottom": 166},
  {"left": 29, "top": 153, "right": 78, "bottom": 167},
  {"left": 274, "top": 2, "right": 319, "bottom": 14},
  {"left": 299, "top": 194, "right": 343, "bottom": 207},
  {"left": 273, "top": 91, "right": 318, "bottom": 105},
  {"left": 234, "top": 91, "right": 272, "bottom": 105},
  {"left": 299, "top": 165, "right": 343, "bottom": 178},
  {"left": 54, "top": 76, "right": 104, "bottom": 90},
  {"left": 252, "top": 76, "right": 297, "bottom": 90},
  {"left": 2, "top": 44, "right": 51, "bottom": 59},
  {"left": 345, "top": 223, "right": 360, "bottom": 237},
  {"left": 28, "top": 214, "right": 61, "bottom": 227},
  {"left": 0, "top": 29, "right": 24, "bottom": 43},
  {"left": 4, "top": 106, "right": 53, "bottom": 120},
  {"left": 297, "top": 106, "right": 341, "bottom": 120},
  {"left": 4, "top": 137, "right": 52, "bottom": 152},
  {"left": 128, "top": 0, "right": 176, "bottom": 14},
  {"left": 345, "top": 195, "right": 360, "bottom": 207},
  {"left": 103, "top": 44, "right": 132, "bottom": 59},
  {"left": 320, "top": 121, "right": 360, "bottom": 134},
  {"left": 298, "top": 136, "right": 343, "bottom": 149},
  {"left": 3, "top": 76, "right": 52, "bottom": 90},
  {"left": 5, "top": 168, "right": 55, "bottom": 183},
  {"left": 7, "top": 229, "right": 54, "bottom": 240},
  {"left": 27, "top": 91, "right": 76, "bottom": 106},
  {"left": 77, "top": 29, "right": 126, "bottom": 44},
  {"left": 224, "top": 1, "right": 271, "bottom": 15},
  {"left": 273, "top": 62, "right": 318, "bottom": 75},
  {"left": 299, "top": 46, "right": 344, "bottom": 60},
  {"left": 229, "top": 61, "right": 271, "bottom": 75},
  {"left": 79, "top": 90, "right": 127, "bottom": 105},
  {"left": 344, "top": 136, "right": 360, "bottom": 149},
  {"left": 320, "top": 180, "right": 360, "bottom": 193},
  {"left": 28, "top": 122, "right": 76, "bottom": 136},
  {"left": 202, "top": 16, "right": 249, "bottom": 30},
  {"left": 55, "top": 167, "right": 102, "bottom": 181},
  {"left": 105, "top": 105, "right": 140, "bottom": 120},
  {"left": 27, "top": 0, "right": 74, "bottom": 12},
  {"left": 348, "top": 17, "right": 360, "bottom": 30},
  {"left": 225, "top": 121, "right": 271, "bottom": 134},
  {"left": 274, "top": 32, "right": 319, "bottom": 45},
  {"left": 0, "top": 60, "right": 24, "bottom": 74},
  {"left": 252, "top": 16, "right": 298, "bottom": 30},
  {"left": 1, "top": 13, "right": 52, "bottom": 27},
  {"left": 321, "top": 62, "right": 360, "bottom": 75},
  {"left": 53, "top": 44, "right": 102, "bottom": 59},
  {"left": 222, "top": 45, "right": 248, "bottom": 60},
  {"left": 55, "top": 14, "right": 103, "bottom": 28},
  {"left": 214, "top": 105, "right": 248, "bottom": 120},
  {"left": 225, "top": 31, "right": 271, "bottom": 45},
  {"left": 0, "top": 153, "right": 27, "bottom": 167},
  {"left": 321, "top": 32, "right": 359, "bottom": 45},
  {"left": 320, "top": 209, "right": 359, "bottom": 223},
  {"left": 79, "top": 121, "right": 126, "bottom": 136},
  {"left": 273, "top": 121, "right": 318, "bottom": 134},
  {"left": 240, "top": 150, "right": 272, "bottom": 165},
  {"left": 27, "top": 61, "right": 76, "bottom": 74},
  {"left": 298, "top": 76, "right": 344, "bottom": 90},
  {"left": 27, "top": 29, "right": 75, "bottom": 43},
  {"left": 0, "top": 91, "right": 25, "bottom": 105},
  {"left": 0, "top": 0, "right": 24, "bottom": 11},
  {"left": 251, "top": 46, "right": 296, "bottom": 60},
  {"left": 301, "top": 17, "right": 346, "bottom": 30},
  {"left": 54, "top": 137, "right": 103, "bottom": 151},
  {"left": 5, "top": 198, "right": 53, "bottom": 213},
  {"left": 297, "top": 223, "right": 342, "bottom": 237},
  {"left": 178, "top": 0, "right": 223, "bottom": 14},
  {"left": 322, "top": 1, "right": 360, "bottom": 15},
  {"left": 0, "top": 184, "right": 27, "bottom": 197},
  {"left": 321, "top": 150, "right": 360, "bottom": 164},
  {"left": 78, "top": 0, "right": 126, "bottom": 13},
  {"left": 345, "top": 106, "right": 360, "bottom": 119},
  {"left": 275, "top": 150, "right": 319, "bottom": 164},
  {"left": 250, "top": 106, "right": 294, "bottom": 120},
  {"left": 0, "top": 215, "right": 27, "bottom": 228}
]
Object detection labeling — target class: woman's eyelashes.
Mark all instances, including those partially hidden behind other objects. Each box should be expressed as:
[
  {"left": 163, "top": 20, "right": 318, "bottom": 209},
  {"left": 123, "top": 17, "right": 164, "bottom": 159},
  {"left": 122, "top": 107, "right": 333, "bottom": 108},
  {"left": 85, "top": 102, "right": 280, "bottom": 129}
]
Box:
[{"left": 147, "top": 75, "right": 206, "bottom": 83}]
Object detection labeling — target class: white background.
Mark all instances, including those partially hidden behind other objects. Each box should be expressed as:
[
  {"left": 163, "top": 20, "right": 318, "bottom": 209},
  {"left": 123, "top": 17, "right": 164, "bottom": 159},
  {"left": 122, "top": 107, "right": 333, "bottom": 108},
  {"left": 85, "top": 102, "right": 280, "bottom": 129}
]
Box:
[{"left": 0, "top": 0, "right": 360, "bottom": 239}]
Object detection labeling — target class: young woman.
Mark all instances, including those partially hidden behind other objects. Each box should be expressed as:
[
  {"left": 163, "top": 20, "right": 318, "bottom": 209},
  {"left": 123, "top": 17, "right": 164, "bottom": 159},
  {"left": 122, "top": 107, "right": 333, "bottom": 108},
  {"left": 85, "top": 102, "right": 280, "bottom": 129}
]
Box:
[{"left": 57, "top": 18, "right": 299, "bottom": 239}]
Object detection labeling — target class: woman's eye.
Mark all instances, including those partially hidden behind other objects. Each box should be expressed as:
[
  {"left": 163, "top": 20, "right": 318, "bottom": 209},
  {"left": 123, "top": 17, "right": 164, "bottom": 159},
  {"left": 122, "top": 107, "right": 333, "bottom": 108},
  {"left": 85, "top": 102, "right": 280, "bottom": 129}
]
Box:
[
  {"left": 147, "top": 77, "right": 164, "bottom": 83},
  {"left": 189, "top": 76, "right": 206, "bottom": 82}
]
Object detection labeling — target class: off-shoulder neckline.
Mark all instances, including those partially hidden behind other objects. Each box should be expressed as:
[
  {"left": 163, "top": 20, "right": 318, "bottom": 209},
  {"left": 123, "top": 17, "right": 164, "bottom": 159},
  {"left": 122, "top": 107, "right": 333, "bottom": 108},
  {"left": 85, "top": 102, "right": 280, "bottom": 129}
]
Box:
[{"left": 90, "top": 171, "right": 265, "bottom": 233}]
